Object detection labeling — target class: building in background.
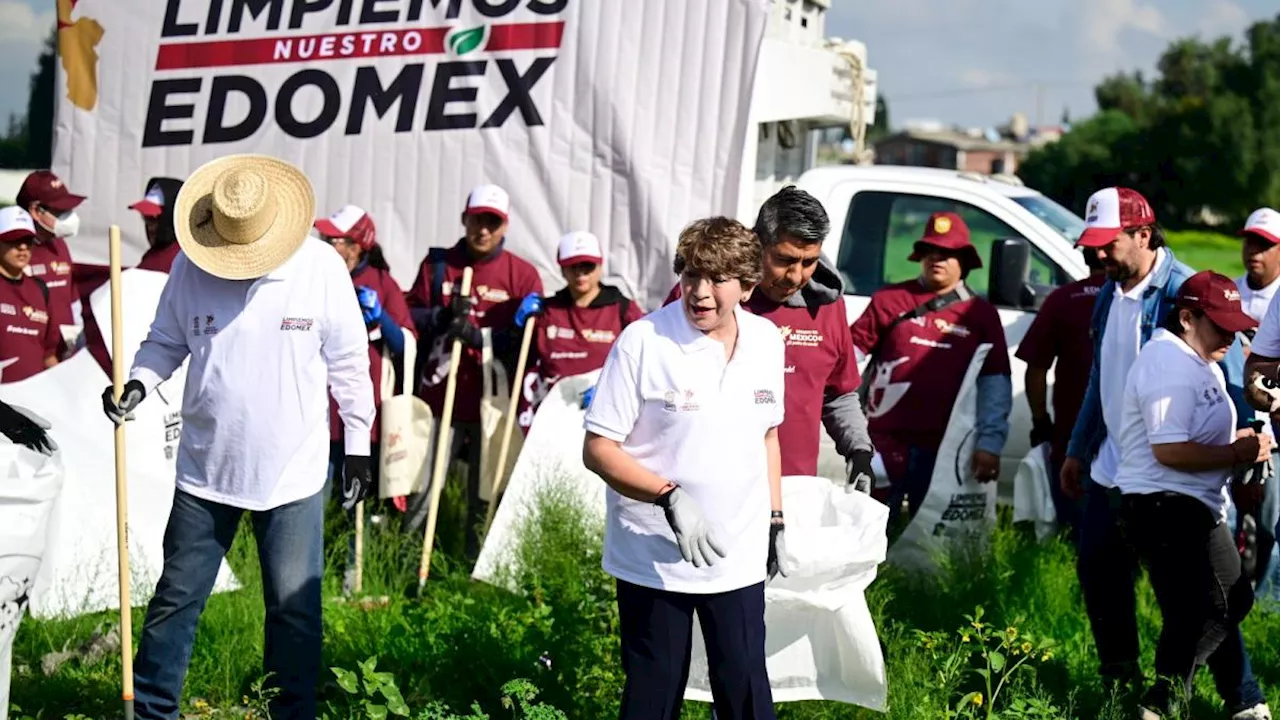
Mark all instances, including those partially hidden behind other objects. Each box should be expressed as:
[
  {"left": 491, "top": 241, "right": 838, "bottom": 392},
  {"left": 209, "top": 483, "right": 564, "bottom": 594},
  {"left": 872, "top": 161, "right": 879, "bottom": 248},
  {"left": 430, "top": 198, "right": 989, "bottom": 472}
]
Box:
[{"left": 872, "top": 114, "right": 1064, "bottom": 176}]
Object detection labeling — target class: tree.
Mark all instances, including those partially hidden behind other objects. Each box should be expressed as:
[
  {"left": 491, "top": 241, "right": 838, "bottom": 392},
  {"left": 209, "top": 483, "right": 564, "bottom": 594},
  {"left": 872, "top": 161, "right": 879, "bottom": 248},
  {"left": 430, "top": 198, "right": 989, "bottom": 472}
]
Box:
[
  {"left": 1017, "top": 110, "right": 1143, "bottom": 215},
  {"left": 25, "top": 30, "right": 56, "bottom": 169},
  {"left": 867, "top": 96, "right": 890, "bottom": 142}
]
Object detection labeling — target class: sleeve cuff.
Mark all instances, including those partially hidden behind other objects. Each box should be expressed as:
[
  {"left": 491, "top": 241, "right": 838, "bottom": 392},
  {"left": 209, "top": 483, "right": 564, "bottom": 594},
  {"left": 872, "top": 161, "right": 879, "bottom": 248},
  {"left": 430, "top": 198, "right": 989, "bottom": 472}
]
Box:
[
  {"left": 129, "top": 366, "right": 165, "bottom": 395},
  {"left": 1148, "top": 431, "right": 1191, "bottom": 444},
  {"left": 344, "top": 434, "right": 372, "bottom": 457},
  {"left": 584, "top": 419, "right": 628, "bottom": 443}
]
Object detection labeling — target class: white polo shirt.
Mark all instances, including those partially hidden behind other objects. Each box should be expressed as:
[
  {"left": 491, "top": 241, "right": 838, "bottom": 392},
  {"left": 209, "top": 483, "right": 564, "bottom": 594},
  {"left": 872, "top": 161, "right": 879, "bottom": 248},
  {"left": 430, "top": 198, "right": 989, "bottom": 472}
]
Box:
[
  {"left": 583, "top": 300, "right": 786, "bottom": 594},
  {"left": 130, "top": 239, "right": 375, "bottom": 511},
  {"left": 1092, "top": 247, "right": 1165, "bottom": 487},
  {"left": 1115, "top": 329, "right": 1236, "bottom": 521},
  {"left": 1236, "top": 274, "right": 1280, "bottom": 325}
]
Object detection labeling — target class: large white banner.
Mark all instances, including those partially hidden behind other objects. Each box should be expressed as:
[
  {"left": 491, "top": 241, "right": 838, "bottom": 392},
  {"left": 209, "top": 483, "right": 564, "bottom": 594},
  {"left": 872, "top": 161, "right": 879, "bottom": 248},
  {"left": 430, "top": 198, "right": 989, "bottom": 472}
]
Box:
[{"left": 51, "top": 0, "right": 770, "bottom": 309}]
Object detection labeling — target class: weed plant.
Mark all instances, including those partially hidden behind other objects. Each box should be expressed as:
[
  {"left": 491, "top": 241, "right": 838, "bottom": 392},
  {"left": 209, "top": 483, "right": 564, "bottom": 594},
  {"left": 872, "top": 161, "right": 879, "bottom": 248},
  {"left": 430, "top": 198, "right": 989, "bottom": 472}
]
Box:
[{"left": 10, "top": 472, "right": 1280, "bottom": 718}]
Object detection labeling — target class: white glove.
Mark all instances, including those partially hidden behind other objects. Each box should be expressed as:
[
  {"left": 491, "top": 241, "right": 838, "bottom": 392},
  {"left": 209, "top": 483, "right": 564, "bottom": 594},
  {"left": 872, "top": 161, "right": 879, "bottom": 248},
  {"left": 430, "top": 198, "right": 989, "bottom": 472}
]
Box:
[{"left": 658, "top": 487, "right": 726, "bottom": 567}]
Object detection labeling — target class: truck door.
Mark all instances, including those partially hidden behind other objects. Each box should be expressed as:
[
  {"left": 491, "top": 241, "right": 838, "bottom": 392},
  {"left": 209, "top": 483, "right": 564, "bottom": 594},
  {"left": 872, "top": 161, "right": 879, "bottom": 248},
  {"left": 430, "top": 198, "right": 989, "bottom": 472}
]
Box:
[{"left": 826, "top": 189, "right": 1070, "bottom": 500}]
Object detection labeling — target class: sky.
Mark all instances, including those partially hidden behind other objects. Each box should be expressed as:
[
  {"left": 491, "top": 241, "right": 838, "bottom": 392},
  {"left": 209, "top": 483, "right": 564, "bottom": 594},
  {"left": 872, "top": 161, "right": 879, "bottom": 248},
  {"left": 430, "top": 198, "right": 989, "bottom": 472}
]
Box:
[
  {"left": 827, "top": 0, "right": 1276, "bottom": 130},
  {"left": 0, "top": 0, "right": 1275, "bottom": 131}
]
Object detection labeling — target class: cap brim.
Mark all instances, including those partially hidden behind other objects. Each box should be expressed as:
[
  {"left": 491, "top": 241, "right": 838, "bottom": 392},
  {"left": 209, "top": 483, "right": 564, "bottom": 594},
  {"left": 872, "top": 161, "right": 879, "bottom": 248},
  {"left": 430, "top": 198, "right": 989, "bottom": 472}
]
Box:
[
  {"left": 174, "top": 154, "right": 315, "bottom": 281},
  {"left": 465, "top": 206, "right": 508, "bottom": 221},
  {"left": 558, "top": 254, "right": 602, "bottom": 267},
  {"left": 43, "top": 193, "right": 86, "bottom": 213},
  {"left": 1076, "top": 226, "right": 1121, "bottom": 248},
  {"left": 1241, "top": 227, "right": 1280, "bottom": 245},
  {"left": 130, "top": 200, "right": 163, "bottom": 217},
  {"left": 0, "top": 228, "right": 35, "bottom": 243},
  {"left": 908, "top": 240, "right": 983, "bottom": 270},
  {"left": 1206, "top": 307, "right": 1259, "bottom": 334}
]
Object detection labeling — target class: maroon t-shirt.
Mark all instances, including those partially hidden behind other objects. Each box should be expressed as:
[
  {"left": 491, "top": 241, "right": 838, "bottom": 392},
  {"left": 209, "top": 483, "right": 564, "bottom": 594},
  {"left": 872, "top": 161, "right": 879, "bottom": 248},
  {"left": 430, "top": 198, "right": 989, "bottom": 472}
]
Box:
[
  {"left": 850, "top": 279, "right": 1010, "bottom": 452},
  {"left": 27, "top": 237, "right": 75, "bottom": 335},
  {"left": 1014, "top": 274, "right": 1104, "bottom": 465},
  {"left": 515, "top": 286, "right": 644, "bottom": 434},
  {"left": 137, "top": 242, "right": 181, "bottom": 273},
  {"left": 330, "top": 263, "right": 415, "bottom": 444},
  {"left": 407, "top": 242, "right": 543, "bottom": 423},
  {"left": 0, "top": 276, "right": 59, "bottom": 383},
  {"left": 663, "top": 282, "right": 862, "bottom": 476}
]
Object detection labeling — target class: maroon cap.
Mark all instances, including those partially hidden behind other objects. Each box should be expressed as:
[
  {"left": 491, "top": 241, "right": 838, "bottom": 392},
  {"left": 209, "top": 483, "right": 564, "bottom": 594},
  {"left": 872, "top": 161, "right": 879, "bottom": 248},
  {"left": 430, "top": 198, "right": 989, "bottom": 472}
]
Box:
[
  {"left": 908, "top": 211, "right": 983, "bottom": 272},
  {"left": 16, "top": 170, "right": 85, "bottom": 214},
  {"left": 1175, "top": 270, "right": 1258, "bottom": 334}
]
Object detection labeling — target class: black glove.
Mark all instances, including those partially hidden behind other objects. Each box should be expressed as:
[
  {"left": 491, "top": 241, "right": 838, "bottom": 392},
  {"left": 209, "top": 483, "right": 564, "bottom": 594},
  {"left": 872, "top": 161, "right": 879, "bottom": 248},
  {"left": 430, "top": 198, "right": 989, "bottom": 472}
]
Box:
[
  {"left": 767, "top": 520, "right": 790, "bottom": 580},
  {"left": 444, "top": 293, "right": 482, "bottom": 349},
  {"left": 102, "top": 379, "right": 146, "bottom": 426},
  {"left": 846, "top": 449, "right": 875, "bottom": 495},
  {"left": 341, "top": 455, "right": 373, "bottom": 511},
  {"left": 0, "top": 402, "right": 56, "bottom": 456},
  {"left": 1030, "top": 414, "right": 1053, "bottom": 448}
]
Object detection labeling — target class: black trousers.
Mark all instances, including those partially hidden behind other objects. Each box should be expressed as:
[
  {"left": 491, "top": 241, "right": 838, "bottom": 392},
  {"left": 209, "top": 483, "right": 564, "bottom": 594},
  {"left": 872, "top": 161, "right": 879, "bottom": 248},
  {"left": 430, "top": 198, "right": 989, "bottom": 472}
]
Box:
[
  {"left": 1121, "top": 492, "right": 1254, "bottom": 710},
  {"left": 616, "top": 579, "right": 775, "bottom": 720},
  {"left": 402, "top": 422, "right": 485, "bottom": 559}
]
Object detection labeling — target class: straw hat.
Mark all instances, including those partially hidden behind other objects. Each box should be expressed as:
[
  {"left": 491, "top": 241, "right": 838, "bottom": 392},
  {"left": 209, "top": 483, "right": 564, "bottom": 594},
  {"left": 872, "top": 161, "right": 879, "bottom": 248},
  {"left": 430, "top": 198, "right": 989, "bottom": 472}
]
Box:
[{"left": 173, "top": 154, "right": 315, "bottom": 280}]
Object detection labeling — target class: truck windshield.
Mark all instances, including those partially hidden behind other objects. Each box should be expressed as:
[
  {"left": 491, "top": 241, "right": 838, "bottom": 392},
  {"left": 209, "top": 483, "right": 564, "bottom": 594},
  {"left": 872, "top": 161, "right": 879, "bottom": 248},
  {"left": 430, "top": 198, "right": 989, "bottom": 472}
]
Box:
[{"left": 1012, "top": 195, "right": 1086, "bottom": 244}]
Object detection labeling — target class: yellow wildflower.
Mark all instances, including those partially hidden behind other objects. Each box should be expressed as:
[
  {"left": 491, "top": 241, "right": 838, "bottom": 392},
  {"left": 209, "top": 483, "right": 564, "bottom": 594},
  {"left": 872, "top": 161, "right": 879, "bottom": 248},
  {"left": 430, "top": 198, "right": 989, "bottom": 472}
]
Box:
[
  {"left": 973, "top": 693, "right": 984, "bottom": 707},
  {"left": 1022, "top": 641, "right": 1033, "bottom": 654}
]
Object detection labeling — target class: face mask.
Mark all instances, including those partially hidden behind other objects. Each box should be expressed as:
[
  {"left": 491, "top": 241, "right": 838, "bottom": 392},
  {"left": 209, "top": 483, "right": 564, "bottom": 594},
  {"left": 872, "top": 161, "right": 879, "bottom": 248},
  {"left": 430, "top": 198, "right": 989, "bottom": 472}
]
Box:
[{"left": 50, "top": 210, "right": 80, "bottom": 239}]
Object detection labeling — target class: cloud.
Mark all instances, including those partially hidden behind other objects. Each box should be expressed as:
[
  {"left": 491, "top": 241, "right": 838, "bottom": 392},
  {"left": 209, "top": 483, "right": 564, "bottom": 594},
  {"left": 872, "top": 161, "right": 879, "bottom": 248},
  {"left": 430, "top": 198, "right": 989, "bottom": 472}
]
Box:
[
  {"left": 1079, "top": 0, "right": 1168, "bottom": 62},
  {"left": 958, "top": 69, "right": 1019, "bottom": 88},
  {"left": 1201, "top": 0, "right": 1250, "bottom": 38},
  {"left": 0, "top": 0, "right": 54, "bottom": 122}
]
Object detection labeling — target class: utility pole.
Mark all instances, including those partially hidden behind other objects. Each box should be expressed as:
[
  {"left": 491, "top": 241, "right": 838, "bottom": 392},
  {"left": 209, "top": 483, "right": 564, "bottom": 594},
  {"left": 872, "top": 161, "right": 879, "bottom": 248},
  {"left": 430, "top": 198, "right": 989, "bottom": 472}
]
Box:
[{"left": 1035, "top": 83, "right": 1044, "bottom": 129}]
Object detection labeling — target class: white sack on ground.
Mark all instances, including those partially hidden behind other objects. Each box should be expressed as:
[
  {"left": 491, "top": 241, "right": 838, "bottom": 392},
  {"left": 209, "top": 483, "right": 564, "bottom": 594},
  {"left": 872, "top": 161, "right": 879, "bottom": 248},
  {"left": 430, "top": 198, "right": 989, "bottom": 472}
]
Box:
[
  {"left": 684, "top": 475, "right": 889, "bottom": 711},
  {"left": 1013, "top": 443, "right": 1056, "bottom": 541},
  {"left": 0, "top": 269, "right": 240, "bottom": 619},
  {"left": 887, "top": 343, "right": 998, "bottom": 572},
  {"left": 472, "top": 371, "right": 601, "bottom": 589},
  {"left": 53, "top": 1, "right": 771, "bottom": 311},
  {"left": 0, "top": 442, "right": 65, "bottom": 718}
]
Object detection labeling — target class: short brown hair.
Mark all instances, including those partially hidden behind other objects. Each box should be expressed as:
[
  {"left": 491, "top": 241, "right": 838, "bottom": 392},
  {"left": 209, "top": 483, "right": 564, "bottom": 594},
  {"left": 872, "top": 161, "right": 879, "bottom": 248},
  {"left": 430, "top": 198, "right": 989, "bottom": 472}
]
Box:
[{"left": 672, "top": 217, "right": 762, "bottom": 287}]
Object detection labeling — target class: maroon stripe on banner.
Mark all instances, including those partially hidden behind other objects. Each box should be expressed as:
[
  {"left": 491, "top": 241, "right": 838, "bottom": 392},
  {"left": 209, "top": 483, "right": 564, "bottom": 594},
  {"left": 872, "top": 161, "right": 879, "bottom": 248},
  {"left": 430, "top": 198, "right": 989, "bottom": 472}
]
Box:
[{"left": 154, "top": 21, "right": 566, "bottom": 71}]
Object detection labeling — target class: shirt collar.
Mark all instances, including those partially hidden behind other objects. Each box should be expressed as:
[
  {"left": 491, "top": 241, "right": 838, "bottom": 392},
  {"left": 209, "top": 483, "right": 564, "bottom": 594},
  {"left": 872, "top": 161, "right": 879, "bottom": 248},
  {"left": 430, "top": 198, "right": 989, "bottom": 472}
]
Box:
[
  {"left": 671, "top": 302, "right": 748, "bottom": 355},
  {"left": 1154, "top": 327, "right": 1210, "bottom": 366}
]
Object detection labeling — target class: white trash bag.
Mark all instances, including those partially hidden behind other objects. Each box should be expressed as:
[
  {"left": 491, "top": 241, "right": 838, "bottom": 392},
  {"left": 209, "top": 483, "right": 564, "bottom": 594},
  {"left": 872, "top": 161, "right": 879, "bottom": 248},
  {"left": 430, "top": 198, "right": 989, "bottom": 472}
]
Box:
[
  {"left": 685, "top": 475, "right": 889, "bottom": 711},
  {"left": 0, "top": 437, "right": 65, "bottom": 718},
  {"left": 1012, "top": 443, "right": 1057, "bottom": 542}
]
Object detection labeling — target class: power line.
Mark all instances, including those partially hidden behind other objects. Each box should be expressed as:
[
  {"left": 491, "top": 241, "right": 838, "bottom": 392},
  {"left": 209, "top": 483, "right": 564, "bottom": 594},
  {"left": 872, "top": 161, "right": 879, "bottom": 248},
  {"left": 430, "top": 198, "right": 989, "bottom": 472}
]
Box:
[{"left": 889, "top": 81, "right": 1093, "bottom": 101}]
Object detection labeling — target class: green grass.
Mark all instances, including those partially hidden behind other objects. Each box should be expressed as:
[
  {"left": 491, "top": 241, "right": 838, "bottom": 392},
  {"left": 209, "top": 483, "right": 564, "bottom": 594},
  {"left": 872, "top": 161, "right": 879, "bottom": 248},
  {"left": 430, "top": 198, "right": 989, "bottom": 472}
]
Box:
[
  {"left": 1165, "top": 229, "right": 1245, "bottom": 278},
  {"left": 15, "top": 469, "right": 1280, "bottom": 719}
]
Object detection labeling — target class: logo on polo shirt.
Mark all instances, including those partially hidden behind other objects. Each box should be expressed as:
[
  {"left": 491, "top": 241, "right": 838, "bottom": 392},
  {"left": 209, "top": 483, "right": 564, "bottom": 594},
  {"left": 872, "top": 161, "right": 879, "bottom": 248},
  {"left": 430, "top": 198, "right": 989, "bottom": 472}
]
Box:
[
  {"left": 192, "top": 314, "right": 220, "bottom": 336},
  {"left": 50, "top": 261, "right": 71, "bottom": 276},
  {"left": 476, "top": 285, "right": 510, "bottom": 303},
  {"left": 662, "top": 389, "right": 699, "bottom": 413},
  {"left": 545, "top": 324, "right": 576, "bottom": 340},
  {"left": 934, "top": 319, "right": 971, "bottom": 337},
  {"left": 1203, "top": 386, "right": 1225, "bottom": 407},
  {"left": 0, "top": 304, "right": 15, "bottom": 316},
  {"left": 754, "top": 389, "right": 776, "bottom": 405},
  {"left": 29, "top": 264, "right": 45, "bottom": 277},
  {"left": 580, "top": 328, "right": 616, "bottom": 344},
  {"left": 281, "top": 317, "right": 315, "bottom": 331},
  {"left": 779, "top": 326, "right": 823, "bottom": 347},
  {"left": 6, "top": 326, "right": 37, "bottom": 337},
  {"left": 21, "top": 306, "right": 47, "bottom": 324}
]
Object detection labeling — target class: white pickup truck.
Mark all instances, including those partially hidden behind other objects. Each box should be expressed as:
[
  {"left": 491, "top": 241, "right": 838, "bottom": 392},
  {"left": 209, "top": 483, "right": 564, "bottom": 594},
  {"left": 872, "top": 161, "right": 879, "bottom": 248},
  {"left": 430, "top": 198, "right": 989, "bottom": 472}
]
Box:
[{"left": 798, "top": 165, "right": 1092, "bottom": 501}]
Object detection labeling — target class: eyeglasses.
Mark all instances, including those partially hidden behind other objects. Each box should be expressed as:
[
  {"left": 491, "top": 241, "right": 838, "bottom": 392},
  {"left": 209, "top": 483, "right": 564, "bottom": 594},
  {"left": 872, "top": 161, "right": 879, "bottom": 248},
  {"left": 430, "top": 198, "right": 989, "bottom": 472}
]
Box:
[{"left": 567, "top": 262, "right": 598, "bottom": 273}]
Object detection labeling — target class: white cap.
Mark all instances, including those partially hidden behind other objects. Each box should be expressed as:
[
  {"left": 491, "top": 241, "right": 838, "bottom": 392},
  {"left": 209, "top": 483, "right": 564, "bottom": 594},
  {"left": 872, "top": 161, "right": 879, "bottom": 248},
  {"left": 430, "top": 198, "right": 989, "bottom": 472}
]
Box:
[
  {"left": 557, "top": 231, "right": 603, "bottom": 266},
  {"left": 0, "top": 206, "right": 37, "bottom": 243},
  {"left": 1242, "top": 207, "right": 1280, "bottom": 245},
  {"left": 465, "top": 184, "right": 510, "bottom": 221},
  {"left": 314, "top": 204, "right": 367, "bottom": 237}
]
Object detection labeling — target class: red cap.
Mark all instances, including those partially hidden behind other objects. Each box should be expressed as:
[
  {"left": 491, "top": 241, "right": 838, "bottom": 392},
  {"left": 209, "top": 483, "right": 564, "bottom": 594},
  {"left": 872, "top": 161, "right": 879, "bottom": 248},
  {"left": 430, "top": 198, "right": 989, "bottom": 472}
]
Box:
[
  {"left": 129, "top": 183, "right": 167, "bottom": 218},
  {"left": 1241, "top": 208, "right": 1280, "bottom": 245},
  {"left": 1174, "top": 270, "right": 1258, "bottom": 334},
  {"left": 314, "top": 205, "right": 377, "bottom": 251},
  {"left": 15, "top": 170, "right": 85, "bottom": 214},
  {"left": 1076, "top": 187, "right": 1156, "bottom": 248},
  {"left": 908, "top": 211, "right": 982, "bottom": 272}
]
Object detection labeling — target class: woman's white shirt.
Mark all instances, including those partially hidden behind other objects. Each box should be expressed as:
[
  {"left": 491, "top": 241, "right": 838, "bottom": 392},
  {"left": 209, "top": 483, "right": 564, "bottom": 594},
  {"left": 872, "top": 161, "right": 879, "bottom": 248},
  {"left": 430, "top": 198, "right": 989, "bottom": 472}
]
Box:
[
  {"left": 1115, "top": 328, "right": 1237, "bottom": 521},
  {"left": 583, "top": 301, "right": 786, "bottom": 594}
]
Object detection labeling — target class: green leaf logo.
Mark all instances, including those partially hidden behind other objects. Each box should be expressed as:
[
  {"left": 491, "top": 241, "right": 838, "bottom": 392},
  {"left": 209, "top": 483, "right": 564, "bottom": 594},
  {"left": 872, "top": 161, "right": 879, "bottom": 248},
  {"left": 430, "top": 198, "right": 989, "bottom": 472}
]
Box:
[{"left": 447, "top": 26, "right": 486, "bottom": 56}]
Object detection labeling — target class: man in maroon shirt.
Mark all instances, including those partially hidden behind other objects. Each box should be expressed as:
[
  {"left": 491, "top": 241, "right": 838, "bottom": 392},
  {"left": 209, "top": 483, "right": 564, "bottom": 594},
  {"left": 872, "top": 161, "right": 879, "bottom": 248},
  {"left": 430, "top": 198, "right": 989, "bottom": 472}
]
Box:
[
  {"left": 850, "top": 212, "right": 1012, "bottom": 527},
  {"left": 0, "top": 207, "right": 60, "bottom": 383},
  {"left": 515, "top": 231, "right": 644, "bottom": 434},
  {"left": 1014, "top": 250, "right": 1106, "bottom": 540},
  {"left": 405, "top": 184, "right": 543, "bottom": 558},
  {"left": 16, "top": 170, "right": 83, "bottom": 358},
  {"left": 664, "top": 186, "right": 875, "bottom": 489}
]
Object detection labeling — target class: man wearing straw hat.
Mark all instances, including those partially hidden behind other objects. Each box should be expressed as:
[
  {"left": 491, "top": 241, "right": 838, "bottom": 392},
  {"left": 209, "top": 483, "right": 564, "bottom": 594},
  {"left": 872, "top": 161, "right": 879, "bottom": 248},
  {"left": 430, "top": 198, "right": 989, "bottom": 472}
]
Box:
[{"left": 100, "top": 153, "right": 376, "bottom": 718}]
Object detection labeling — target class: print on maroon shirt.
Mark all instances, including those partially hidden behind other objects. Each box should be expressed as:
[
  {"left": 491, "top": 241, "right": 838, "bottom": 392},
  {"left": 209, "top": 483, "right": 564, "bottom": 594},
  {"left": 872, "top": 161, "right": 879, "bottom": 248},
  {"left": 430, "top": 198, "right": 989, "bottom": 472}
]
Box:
[
  {"left": 27, "top": 237, "right": 74, "bottom": 334},
  {"left": 515, "top": 286, "right": 644, "bottom": 435},
  {"left": 1014, "top": 275, "right": 1105, "bottom": 464},
  {"left": 850, "top": 279, "right": 1010, "bottom": 453},
  {"left": 407, "top": 242, "right": 543, "bottom": 423},
  {"left": 0, "top": 276, "right": 58, "bottom": 383},
  {"left": 329, "top": 263, "right": 417, "bottom": 444},
  {"left": 664, "top": 281, "right": 862, "bottom": 476}
]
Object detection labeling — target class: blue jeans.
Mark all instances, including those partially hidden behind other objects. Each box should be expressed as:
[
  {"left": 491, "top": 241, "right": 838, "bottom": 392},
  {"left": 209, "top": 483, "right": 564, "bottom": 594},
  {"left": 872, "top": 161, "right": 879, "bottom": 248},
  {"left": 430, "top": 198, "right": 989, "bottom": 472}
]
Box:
[
  {"left": 1081, "top": 481, "right": 1265, "bottom": 711},
  {"left": 133, "top": 489, "right": 324, "bottom": 719}
]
